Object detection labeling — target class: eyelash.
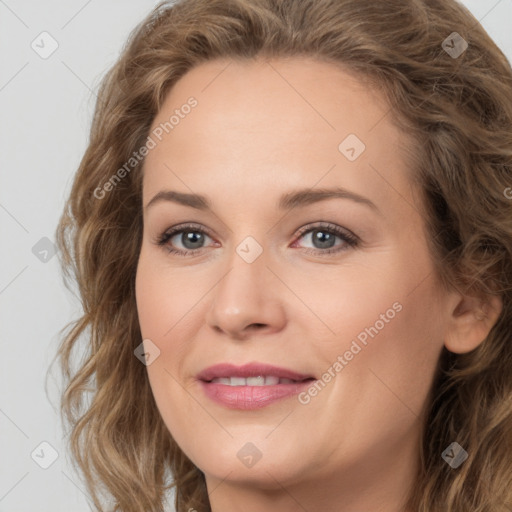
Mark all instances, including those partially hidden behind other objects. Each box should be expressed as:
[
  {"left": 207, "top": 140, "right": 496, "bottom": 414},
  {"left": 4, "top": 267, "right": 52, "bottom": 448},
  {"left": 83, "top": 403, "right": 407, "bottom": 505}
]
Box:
[{"left": 154, "top": 222, "right": 359, "bottom": 257}]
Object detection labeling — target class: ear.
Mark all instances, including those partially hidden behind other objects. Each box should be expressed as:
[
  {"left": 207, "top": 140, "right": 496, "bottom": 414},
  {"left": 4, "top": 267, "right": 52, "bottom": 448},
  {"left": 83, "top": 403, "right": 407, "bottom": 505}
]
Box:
[{"left": 444, "top": 293, "right": 503, "bottom": 354}]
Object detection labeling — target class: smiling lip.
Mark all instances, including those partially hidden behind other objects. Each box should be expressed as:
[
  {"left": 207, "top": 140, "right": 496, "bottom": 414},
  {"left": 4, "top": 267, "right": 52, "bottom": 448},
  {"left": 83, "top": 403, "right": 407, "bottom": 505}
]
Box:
[{"left": 197, "top": 363, "right": 316, "bottom": 410}]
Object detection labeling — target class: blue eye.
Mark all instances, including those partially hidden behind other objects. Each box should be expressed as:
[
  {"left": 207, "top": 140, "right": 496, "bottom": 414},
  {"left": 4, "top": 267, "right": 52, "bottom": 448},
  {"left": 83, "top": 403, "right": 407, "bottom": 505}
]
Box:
[
  {"left": 154, "top": 222, "right": 359, "bottom": 257},
  {"left": 292, "top": 222, "right": 359, "bottom": 255},
  {"left": 155, "top": 223, "right": 214, "bottom": 256}
]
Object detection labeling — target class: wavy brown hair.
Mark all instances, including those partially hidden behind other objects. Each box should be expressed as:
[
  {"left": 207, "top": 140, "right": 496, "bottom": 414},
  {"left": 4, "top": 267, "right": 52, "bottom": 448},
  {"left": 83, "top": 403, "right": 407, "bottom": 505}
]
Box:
[{"left": 51, "top": 0, "right": 512, "bottom": 510}]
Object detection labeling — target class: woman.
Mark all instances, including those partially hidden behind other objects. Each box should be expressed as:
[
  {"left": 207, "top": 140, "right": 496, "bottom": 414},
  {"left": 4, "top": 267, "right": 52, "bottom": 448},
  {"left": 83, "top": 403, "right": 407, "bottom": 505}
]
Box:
[{"left": 54, "top": 0, "right": 512, "bottom": 511}]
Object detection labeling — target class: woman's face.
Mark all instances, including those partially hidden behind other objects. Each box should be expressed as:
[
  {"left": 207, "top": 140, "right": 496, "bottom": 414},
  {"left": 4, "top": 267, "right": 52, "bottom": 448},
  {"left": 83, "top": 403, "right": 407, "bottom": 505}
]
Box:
[{"left": 135, "top": 57, "right": 458, "bottom": 507}]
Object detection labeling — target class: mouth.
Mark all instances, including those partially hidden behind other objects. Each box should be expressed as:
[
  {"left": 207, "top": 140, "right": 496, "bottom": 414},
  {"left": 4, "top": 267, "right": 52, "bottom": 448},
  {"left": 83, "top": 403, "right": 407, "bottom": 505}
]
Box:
[{"left": 196, "top": 363, "right": 317, "bottom": 409}]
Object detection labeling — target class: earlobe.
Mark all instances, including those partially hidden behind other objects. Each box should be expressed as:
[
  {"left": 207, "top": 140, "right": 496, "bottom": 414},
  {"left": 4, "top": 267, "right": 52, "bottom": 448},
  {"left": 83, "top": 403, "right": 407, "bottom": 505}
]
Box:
[{"left": 444, "top": 294, "right": 503, "bottom": 354}]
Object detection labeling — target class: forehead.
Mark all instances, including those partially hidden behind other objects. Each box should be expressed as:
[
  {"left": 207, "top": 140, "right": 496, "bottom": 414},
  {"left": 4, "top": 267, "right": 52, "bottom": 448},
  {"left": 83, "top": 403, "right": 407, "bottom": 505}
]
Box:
[
  {"left": 142, "top": 57, "right": 415, "bottom": 215},
  {"left": 148, "top": 56, "right": 391, "bottom": 147}
]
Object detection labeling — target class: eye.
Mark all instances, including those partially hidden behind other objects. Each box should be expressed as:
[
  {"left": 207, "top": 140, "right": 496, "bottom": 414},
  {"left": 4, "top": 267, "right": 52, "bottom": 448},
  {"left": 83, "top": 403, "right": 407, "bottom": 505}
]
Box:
[
  {"left": 154, "top": 221, "right": 359, "bottom": 257},
  {"left": 155, "top": 223, "right": 215, "bottom": 256},
  {"left": 292, "top": 222, "right": 359, "bottom": 256}
]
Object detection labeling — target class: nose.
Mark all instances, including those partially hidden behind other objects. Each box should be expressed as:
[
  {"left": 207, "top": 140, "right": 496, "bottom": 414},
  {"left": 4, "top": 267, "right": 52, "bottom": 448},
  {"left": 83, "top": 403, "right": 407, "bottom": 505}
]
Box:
[{"left": 204, "top": 246, "right": 286, "bottom": 340}]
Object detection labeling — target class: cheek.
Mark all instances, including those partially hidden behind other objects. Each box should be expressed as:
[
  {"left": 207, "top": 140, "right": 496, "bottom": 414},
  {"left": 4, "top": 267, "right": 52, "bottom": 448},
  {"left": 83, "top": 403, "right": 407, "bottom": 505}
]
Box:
[
  {"left": 135, "top": 256, "right": 203, "bottom": 453},
  {"left": 304, "top": 261, "right": 445, "bottom": 425},
  {"left": 135, "top": 249, "right": 207, "bottom": 341},
  {"left": 135, "top": 252, "right": 207, "bottom": 398},
  {"left": 135, "top": 254, "right": 183, "bottom": 386},
  {"left": 335, "top": 276, "right": 445, "bottom": 418}
]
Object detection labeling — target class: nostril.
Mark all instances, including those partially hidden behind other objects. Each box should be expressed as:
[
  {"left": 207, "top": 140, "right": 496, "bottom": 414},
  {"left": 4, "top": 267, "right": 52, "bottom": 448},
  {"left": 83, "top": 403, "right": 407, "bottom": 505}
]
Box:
[{"left": 250, "top": 323, "right": 266, "bottom": 329}]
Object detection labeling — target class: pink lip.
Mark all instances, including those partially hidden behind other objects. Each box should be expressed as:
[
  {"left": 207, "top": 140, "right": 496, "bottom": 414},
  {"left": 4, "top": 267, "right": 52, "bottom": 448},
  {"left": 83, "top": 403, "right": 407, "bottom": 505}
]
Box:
[{"left": 197, "top": 363, "right": 316, "bottom": 410}]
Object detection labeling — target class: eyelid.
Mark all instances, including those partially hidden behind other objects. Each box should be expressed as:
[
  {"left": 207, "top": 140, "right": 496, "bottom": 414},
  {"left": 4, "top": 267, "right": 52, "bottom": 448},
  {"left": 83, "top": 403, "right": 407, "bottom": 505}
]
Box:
[{"left": 294, "top": 222, "right": 356, "bottom": 241}]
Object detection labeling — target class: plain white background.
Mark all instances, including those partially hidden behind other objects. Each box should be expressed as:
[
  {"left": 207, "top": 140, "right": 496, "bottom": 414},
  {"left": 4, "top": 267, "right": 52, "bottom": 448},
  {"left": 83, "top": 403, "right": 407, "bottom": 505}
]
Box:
[{"left": 1, "top": 1, "right": 511, "bottom": 511}]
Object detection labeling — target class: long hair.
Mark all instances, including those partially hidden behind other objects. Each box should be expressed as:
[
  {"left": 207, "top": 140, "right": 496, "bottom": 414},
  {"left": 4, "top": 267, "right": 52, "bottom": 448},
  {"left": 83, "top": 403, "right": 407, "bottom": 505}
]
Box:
[{"left": 52, "top": 0, "right": 512, "bottom": 510}]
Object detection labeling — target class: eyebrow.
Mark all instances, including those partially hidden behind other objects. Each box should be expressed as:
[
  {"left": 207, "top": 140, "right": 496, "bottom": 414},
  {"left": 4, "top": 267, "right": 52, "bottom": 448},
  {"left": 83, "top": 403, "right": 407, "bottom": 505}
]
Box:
[{"left": 145, "top": 187, "right": 380, "bottom": 214}]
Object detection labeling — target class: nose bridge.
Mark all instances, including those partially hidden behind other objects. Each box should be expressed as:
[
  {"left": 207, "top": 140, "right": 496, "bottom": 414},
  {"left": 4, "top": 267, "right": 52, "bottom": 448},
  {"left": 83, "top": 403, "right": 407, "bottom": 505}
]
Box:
[
  {"left": 216, "top": 233, "right": 268, "bottom": 307},
  {"left": 205, "top": 231, "right": 285, "bottom": 337}
]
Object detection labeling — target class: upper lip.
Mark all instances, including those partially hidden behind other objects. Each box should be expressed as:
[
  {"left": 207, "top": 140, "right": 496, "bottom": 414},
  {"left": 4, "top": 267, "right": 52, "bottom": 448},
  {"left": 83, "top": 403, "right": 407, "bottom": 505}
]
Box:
[{"left": 197, "top": 363, "right": 315, "bottom": 382}]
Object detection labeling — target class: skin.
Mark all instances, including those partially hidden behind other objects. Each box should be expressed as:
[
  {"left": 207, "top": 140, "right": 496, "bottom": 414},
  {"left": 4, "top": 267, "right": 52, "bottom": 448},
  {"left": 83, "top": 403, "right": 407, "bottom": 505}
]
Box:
[{"left": 135, "top": 57, "right": 502, "bottom": 512}]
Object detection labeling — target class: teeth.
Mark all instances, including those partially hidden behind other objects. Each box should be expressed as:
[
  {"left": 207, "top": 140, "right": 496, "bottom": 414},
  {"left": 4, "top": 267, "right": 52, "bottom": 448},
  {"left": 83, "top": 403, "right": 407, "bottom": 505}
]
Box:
[
  {"left": 214, "top": 377, "right": 231, "bottom": 385},
  {"left": 210, "top": 376, "right": 298, "bottom": 386},
  {"left": 247, "top": 376, "right": 266, "bottom": 386}
]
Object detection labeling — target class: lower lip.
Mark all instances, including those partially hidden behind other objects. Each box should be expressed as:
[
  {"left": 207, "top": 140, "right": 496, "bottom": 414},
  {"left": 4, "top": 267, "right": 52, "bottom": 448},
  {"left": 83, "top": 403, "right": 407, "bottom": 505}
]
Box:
[{"left": 199, "top": 380, "right": 314, "bottom": 410}]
